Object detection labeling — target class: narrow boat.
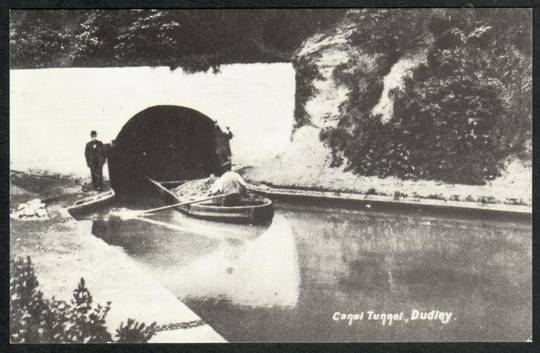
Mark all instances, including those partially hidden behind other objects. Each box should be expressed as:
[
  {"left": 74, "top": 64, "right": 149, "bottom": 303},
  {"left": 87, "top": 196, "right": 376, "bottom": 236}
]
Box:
[
  {"left": 146, "top": 177, "right": 274, "bottom": 225},
  {"left": 67, "top": 190, "right": 116, "bottom": 217}
]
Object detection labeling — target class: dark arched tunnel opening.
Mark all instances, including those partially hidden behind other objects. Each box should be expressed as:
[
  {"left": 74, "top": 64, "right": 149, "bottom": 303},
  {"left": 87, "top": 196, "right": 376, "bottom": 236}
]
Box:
[{"left": 108, "top": 105, "right": 220, "bottom": 195}]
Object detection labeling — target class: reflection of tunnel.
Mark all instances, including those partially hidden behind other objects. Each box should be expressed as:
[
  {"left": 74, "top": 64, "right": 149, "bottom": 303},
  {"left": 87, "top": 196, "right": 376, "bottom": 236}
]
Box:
[{"left": 108, "top": 105, "right": 219, "bottom": 195}]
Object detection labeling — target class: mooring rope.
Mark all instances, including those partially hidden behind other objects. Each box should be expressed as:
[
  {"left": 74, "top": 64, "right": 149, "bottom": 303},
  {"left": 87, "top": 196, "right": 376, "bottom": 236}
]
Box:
[{"left": 154, "top": 319, "right": 206, "bottom": 332}]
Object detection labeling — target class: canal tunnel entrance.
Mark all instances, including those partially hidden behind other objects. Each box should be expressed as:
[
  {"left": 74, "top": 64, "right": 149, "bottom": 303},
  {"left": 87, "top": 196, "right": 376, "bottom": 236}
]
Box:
[{"left": 108, "top": 105, "right": 220, "bottom": 195}]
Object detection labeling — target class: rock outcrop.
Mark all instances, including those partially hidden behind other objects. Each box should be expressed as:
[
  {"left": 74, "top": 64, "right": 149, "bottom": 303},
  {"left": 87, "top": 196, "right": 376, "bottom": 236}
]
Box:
[{"left": 11, "top": 199, "right": 49, "bottom": 221}]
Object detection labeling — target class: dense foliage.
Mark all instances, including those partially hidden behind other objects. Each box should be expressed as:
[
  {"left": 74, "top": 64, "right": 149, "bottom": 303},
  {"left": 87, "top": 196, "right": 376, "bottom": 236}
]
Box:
[
  {"left": 10, "top": 256, "right": 156, "bottom": 343},
  {"left": 319, "top": 9, "right": 531, "bottom": 184},
  {"left": 10, "top": 9, "right": 345, "bottom": 71}
]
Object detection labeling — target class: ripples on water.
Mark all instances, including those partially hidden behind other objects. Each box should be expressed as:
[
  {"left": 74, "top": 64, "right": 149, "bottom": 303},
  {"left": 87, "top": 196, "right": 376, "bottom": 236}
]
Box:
[{"left": 83, "top": 199, "right": 531, "bottom": 342}]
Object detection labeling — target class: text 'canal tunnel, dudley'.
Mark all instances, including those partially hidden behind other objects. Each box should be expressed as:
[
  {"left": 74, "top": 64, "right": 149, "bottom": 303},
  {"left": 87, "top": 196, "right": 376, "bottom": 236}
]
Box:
[{"left": 107, "top": 105, "right": 221, "bottom": 195}]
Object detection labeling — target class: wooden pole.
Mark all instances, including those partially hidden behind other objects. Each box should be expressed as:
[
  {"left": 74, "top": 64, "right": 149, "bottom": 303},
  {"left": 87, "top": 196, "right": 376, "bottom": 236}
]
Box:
[{"left": 137, "top": 193, "right": 234, "bottom": 216}]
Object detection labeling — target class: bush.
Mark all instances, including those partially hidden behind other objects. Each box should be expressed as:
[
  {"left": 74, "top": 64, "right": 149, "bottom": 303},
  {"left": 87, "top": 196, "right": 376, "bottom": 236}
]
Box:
[
  {"left": 343, "top": 53, "right": 505, "bottom": 184},
  {"left": 10, "top": 256, "right": 157, "bottom": 343},
  {"left": 293, "top": 56, "right": 325, "bottom": 130},
  {"left": 115, "top": 319, "right": 157, "bottom": 343}
]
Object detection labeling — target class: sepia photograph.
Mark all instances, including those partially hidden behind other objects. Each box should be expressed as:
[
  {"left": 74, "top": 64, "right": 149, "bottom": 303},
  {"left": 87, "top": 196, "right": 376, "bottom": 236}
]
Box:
[{"left": 8, "top": 7, "right": 532, "bottom": 344}]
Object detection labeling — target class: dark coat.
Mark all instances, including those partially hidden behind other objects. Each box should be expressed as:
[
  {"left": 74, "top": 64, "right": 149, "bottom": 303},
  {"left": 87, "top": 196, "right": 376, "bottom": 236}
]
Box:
[
  {"left": 215, "top": 129, "right": 233, "bottom": 156},
  {"left": 85, "top": 140, "right": 106, "bottom": 168}
]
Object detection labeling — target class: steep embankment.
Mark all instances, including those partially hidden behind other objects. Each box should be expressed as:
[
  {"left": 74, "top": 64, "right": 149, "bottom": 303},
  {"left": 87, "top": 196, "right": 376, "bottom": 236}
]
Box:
[{"left": 245, "top": 9, "right": 531, "bottom": 207}]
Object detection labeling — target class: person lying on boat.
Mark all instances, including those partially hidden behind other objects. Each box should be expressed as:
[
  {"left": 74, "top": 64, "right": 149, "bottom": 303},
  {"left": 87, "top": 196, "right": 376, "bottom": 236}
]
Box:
[{"left": 209, "top": 171, "right": 249, "bottom": 207}]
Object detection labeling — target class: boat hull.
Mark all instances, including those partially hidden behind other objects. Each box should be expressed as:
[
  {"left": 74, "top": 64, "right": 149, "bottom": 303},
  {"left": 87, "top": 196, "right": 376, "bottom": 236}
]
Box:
[
  {"left": 67, "top": 190, "right": 116, "bottom": 217},
  {"left": 147, "top": 177, "right": 274, "bottom": 225},
  {"left": 181, "top": 198, "right": 274, "bottom": 224}
]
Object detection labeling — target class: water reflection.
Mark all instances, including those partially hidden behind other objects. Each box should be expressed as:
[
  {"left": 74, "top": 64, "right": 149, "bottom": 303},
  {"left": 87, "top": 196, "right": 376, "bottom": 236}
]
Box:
[
  {"left": 165, "top": 216, "right": 300, "bottom": 307},
  {"left": 88, "top": 202, "right": 531, "bottom": 342},
  {"left": 91, "top": 212, "right": 300, "bottom": 308}
]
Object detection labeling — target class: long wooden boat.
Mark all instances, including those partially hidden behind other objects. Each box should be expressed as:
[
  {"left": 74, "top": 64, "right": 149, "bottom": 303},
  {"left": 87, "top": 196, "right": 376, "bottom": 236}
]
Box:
[{"left": 146, "top": 177, "right": 274, "bottom": 225}]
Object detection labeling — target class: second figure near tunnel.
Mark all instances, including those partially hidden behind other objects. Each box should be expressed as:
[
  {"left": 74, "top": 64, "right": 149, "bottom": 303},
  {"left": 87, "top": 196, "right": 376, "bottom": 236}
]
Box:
[
  {"left": 214, "top": 121, "right": 233, "bottom": 176},
  {"left": 85, "top": 130, "right": 106, "bottom": 191}
]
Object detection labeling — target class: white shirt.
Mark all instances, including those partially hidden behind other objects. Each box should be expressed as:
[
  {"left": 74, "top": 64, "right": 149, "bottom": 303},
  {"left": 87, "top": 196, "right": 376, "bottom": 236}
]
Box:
[{"left": 210, "top": 171, "right": 248, "bottom": 195}]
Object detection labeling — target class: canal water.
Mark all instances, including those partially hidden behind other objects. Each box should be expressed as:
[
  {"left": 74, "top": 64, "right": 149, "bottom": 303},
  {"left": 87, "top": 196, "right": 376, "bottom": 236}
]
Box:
[{"left": 76, "top": 197, "right": 531, "bottom": 342}]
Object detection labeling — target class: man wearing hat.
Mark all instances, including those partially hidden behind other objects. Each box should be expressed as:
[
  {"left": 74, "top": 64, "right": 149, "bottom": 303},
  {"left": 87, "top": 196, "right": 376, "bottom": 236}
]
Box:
[{"left": 84, "top": 130, "right": 106, "bottom": 191}]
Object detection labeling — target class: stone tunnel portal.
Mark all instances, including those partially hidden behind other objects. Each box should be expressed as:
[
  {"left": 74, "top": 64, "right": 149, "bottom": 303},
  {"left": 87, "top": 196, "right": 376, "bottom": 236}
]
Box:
[{"left": 108, "top": 105, "right": 220, "bottom": 195}]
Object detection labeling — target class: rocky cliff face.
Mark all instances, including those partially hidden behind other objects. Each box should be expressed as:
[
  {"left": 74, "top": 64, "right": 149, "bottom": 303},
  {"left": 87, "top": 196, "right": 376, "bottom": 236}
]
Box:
[
  {"left": 286, "top": 9, "right": 531, "bottom": 185},
  {"left": 290, "top": 10, "right": 427, "bottom": 169}
]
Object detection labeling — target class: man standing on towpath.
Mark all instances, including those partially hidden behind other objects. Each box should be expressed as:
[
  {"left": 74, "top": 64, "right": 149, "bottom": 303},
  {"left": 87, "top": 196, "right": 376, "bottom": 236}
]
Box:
[{"left": 84, "top": 130, "right": 106, "bottom": 191}]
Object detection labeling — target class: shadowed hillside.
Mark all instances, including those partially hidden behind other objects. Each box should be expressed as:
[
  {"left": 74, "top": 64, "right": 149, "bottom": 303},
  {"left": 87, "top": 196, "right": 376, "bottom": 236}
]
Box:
[{"left": 10, "top": 9, "right": 346, "bottom": 71}]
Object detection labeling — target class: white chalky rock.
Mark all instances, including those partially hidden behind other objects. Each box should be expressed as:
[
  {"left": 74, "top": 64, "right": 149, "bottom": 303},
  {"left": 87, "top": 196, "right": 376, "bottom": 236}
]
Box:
[{"left": 10, "top": 199, "right": 49, "bottom": 221}]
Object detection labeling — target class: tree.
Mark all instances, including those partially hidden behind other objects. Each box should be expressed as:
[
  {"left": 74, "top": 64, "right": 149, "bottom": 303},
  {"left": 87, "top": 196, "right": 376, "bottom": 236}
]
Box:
[{"left": 10, "top": 9, "right": 346, "bottom": 71}]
